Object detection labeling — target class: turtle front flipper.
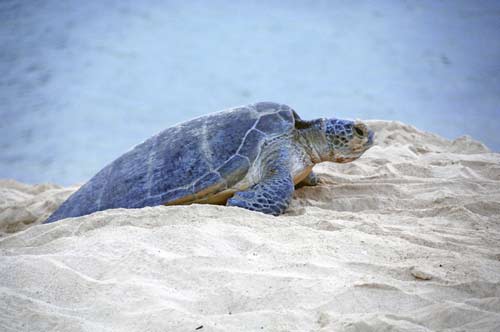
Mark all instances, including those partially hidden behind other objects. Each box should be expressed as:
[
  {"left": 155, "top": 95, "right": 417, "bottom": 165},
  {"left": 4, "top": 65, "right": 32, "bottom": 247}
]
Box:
[
  {"left": 298, "top": 171, "right": 319, "bottom": 186},
  {"left": 227, "top": 149, "right": 294, "bottom": 216}
]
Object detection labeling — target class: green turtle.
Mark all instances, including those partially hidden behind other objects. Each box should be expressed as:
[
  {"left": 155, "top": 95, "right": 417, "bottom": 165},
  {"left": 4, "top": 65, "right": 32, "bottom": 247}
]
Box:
[{"left": 45, "top": 102, "right": 374, "bottom": 223}]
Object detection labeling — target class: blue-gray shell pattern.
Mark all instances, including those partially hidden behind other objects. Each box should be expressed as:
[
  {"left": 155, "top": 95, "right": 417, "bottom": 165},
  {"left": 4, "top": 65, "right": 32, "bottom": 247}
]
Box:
[{"left": 45, "top": 102, "right": 297, "bottom": 223}]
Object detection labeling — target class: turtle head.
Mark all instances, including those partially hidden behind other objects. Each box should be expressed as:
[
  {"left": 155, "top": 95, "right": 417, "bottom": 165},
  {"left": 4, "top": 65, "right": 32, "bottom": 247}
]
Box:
[{"left": 322, "top": 119, "right": 374, "bottom": 163}]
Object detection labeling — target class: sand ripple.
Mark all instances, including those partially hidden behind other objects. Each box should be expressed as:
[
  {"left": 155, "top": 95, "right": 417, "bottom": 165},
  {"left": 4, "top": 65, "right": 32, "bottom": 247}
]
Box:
[{"left": 1, "top": 121, "right": 499, "bottom": 331}]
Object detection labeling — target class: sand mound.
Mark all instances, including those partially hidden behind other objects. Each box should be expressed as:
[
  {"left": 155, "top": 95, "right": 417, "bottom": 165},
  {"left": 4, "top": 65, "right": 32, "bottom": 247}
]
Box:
[{"left": 1, "top": 121, "right": 499, "bottom": 331}]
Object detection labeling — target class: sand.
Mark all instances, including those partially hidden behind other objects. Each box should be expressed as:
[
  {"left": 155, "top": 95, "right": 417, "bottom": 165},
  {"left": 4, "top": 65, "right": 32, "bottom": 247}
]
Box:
[{"left": 1, "top": 121, "right": 499, "bottom": 331}]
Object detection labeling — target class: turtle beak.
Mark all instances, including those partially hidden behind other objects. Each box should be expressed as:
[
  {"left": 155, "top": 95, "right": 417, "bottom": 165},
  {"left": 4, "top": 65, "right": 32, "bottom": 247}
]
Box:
[{"left": 366, "top": 130, "right": 374, "bottom": 148}]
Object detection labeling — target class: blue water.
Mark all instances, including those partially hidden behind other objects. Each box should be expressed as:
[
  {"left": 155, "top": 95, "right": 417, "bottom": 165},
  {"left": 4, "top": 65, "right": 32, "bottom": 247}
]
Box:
[{"left": 1, "top": 0, "right": 499, "bottom": 185}]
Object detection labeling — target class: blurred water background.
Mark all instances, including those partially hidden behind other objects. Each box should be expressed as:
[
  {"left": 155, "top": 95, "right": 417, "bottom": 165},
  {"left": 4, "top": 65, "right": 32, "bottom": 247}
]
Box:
[{"left": 1, "top": 0, "right": 499, "bottom": 185}]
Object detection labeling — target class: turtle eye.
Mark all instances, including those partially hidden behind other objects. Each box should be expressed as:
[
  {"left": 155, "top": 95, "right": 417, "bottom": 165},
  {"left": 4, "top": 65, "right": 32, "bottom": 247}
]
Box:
[{"left": 354, "top": 125, "right": 364, "bottom": 137}]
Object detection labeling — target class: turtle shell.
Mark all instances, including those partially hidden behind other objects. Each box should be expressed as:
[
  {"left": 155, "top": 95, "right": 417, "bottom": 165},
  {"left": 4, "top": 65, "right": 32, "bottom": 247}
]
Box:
[{"left": 45, "top": 102, "right": 298, "bottom": 223}]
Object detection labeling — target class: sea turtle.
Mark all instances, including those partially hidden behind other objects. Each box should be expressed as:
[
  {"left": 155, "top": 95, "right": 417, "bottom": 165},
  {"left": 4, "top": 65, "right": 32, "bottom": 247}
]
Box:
[{"left": 45, "top": 102, "right": 374, "bottom": 223}]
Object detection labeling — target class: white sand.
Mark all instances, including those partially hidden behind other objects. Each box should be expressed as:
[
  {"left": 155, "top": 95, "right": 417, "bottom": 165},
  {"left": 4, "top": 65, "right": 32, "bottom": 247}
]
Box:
[{"left": 1, "top": 121, "right": 499, "bottom": 331}]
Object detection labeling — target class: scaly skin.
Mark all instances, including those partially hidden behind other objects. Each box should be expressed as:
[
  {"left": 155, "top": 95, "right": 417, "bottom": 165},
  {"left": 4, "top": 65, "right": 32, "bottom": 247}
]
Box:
[
  {"left": 45, "top": 102, "right": 374, "bottom": 222},
  {"left": 227, "top": 117, "right": 374, "bottom": 215}
]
